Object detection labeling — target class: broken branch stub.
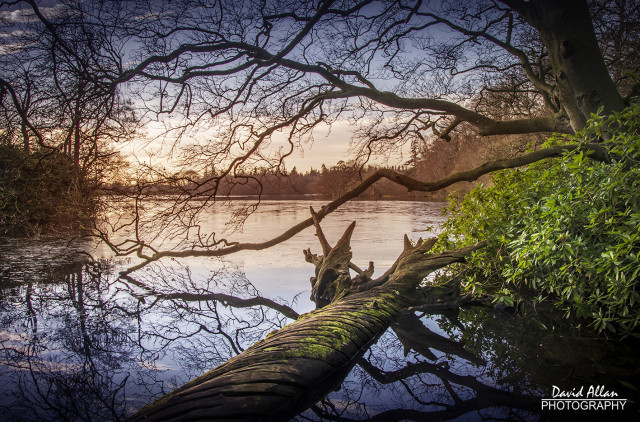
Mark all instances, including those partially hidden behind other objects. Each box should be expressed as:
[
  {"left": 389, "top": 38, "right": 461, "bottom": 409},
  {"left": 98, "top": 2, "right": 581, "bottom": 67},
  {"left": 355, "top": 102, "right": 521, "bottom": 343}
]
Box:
[
  {"left": 308, "top": 214, "right": 357, "bottom": 307},
  {"left": 128, "top": 222, "right": 486, "bottom": 422},
  {"left": 304, "top": 212, "right": 487, "bottom": 307}
]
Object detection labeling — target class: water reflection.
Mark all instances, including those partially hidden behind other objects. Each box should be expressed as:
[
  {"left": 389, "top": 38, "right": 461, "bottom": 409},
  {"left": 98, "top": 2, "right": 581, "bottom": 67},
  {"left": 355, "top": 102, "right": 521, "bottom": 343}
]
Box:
[
  {"left": 0, "top": 259, "right": 135, "bottom": 421},
  {"left": 1, "top": 199, "right": 639, "bottom": 421},
  {"left": 0, "top": 254, "right": 295, "bottom": 421},
  {"left": 299, "top": 305, "right": 640, "bottom": 421},
  {"left": 1, "top": 254, "right": 637, "bottom": 421}
]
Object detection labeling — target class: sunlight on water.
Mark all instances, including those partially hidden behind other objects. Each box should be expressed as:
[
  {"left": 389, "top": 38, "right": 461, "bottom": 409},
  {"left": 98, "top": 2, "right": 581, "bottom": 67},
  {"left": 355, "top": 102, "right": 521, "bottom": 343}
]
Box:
[{"left": 96, "top": 200, "right": 447, "bottom": 310}]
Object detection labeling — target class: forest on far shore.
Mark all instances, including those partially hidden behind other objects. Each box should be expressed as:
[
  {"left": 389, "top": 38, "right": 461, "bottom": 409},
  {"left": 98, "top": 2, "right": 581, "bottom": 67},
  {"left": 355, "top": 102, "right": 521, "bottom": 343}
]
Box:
[{"left": 103, "top": 131, "right": 543, "bottom": 201}]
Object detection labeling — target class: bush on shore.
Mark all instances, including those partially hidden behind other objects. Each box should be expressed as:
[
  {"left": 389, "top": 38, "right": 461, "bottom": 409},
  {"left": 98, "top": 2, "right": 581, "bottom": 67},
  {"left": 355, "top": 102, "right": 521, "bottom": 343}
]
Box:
[
  {"left": 436, "top": 105, "right": 640, "bottom": 337},
  {"left": 0, "top": 145, "right": 96, "bottom": 236}
]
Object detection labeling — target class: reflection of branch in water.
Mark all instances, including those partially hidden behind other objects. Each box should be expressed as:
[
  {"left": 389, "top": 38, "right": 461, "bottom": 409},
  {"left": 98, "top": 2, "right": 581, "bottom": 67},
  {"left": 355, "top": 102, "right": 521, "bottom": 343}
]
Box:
[
  {"left": 297, "top": 305, "right": 540, "bottom": 422},
  {"left": 1, "top": 258, "right": 296, "bottom": 421},
  {"left": 312, "top": 402, "right": 537, "bottom": 422},
  {"left": 309, "top": 357, "right": 539, "bottom": 421},
  {"left": 392, "top": 311, "right": 485, "bottom": 366},
  {"left": 115, "top": 261, "right": 297, "bottom": 375},
  {"left": 120, "top": 274, "right": 299, "bottom": 320},
  {"left": 116, "top": 261, "right": 298, "bottom": 362},
  {"left": 127, "top": 216, "right": 486, "bottom": 421},
  {"left": 0, "top": 261, "right": 134, "bottom": 421}
]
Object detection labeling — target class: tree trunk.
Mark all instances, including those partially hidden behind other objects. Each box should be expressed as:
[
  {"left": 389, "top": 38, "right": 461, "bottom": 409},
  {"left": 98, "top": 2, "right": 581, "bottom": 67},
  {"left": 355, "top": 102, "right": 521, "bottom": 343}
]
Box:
[
  {"left": 527, "top": 0, "right": 625, "bottom": 131},
  {"left": 126, "top": 217, "right": 485, "bottom": 422},
  {"left": 127, "top": 286, "right": 410, "bottom": 422}
]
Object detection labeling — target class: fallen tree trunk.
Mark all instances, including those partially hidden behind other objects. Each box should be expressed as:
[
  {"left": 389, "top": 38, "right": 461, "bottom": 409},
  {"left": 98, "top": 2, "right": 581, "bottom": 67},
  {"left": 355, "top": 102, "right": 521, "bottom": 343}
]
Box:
[{"left": 128, "top": 214, "right": 485, "bottom": 422}]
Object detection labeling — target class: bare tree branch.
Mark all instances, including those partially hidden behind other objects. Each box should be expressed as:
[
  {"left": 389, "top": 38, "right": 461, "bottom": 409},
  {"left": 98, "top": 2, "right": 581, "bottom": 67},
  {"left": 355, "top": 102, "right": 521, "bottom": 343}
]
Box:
[{"left": 117, "top": 141, "right": 606, "bottom": 274}]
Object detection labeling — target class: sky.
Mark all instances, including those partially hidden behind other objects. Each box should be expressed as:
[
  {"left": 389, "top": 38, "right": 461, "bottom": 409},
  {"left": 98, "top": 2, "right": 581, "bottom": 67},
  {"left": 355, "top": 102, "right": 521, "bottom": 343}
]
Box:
[
  {"left": 269, "top": 120, "right": 410, "bottom": 172},
  {"left": 132, "top": 115, "right": 410, "bottom": 174},
  {"left": 273, "top": 122, "right": 356, "bottom": 171},
  {"left": 0, "top": 0, "right": 429, "bottom": 174}
]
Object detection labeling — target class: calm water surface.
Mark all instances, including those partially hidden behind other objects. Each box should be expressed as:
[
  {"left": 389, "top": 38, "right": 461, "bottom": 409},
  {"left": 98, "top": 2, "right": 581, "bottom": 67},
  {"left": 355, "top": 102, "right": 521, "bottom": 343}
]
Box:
[{"left": 0, "top": 200, "right": 638, "bottom": 421}]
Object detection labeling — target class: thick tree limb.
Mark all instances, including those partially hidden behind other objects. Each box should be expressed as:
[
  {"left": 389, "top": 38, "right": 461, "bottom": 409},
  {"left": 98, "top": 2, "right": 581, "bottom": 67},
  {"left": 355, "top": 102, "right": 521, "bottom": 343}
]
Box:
[
  {"left": 271, "top": 57, "right": 572, "bottom": 135},
  {"left": 118, "top": 141, "right": 606, "bottom": 275},
  {"left": 114, "top": 37, "right": 573, "bottom": 136},
  {"left": 127, "top": 231, "right": 486, "bottom": 422}
]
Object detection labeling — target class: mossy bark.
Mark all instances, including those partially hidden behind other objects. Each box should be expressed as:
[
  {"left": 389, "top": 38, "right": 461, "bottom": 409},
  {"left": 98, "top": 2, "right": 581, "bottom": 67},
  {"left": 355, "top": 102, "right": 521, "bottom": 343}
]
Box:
[{"left": 127, "top": 217, "right": 485, "bottom": 422}]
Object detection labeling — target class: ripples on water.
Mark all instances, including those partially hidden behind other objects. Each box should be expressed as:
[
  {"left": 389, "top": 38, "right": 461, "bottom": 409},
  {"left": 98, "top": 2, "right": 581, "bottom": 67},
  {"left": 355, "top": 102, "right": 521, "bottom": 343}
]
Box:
[{"left": 0, "top": 200, "right": 638, "bottom": 421}]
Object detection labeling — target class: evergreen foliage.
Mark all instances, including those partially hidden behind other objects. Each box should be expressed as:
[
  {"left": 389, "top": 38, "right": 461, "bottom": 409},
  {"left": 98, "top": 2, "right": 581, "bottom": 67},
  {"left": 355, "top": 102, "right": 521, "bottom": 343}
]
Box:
[{"left": 437, "top": 105, "right": 640, "bottom": 337}]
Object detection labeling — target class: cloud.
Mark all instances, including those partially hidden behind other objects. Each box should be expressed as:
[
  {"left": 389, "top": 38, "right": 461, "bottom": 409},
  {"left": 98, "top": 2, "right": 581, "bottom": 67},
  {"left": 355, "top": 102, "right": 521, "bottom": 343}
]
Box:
[
  {"left": 0, "top": 42, "right": 24, "bottom": 55},
  {"left": 131, "top": 10, "right": 168, "bottom": 22},
  {"left": 0, "top": 3, "right": 73, "bottom": 24},
  {"left": 0, "top": 8, "right": 33, "bottom": 24}
]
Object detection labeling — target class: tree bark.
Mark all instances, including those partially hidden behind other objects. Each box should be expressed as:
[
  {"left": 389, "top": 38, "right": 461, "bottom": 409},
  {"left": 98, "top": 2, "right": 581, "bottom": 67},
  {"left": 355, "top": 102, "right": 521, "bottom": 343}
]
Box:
[
  {"left": 126, "top": 223, "right": 485, "bottom": 422},
  {"left": 514, "top": 0, "right": 625, "bottom": 131}
]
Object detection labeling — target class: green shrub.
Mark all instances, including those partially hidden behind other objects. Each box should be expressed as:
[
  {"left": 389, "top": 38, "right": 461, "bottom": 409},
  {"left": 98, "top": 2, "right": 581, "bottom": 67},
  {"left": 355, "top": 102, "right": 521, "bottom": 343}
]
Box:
[
  {"left": 0, "top": 145, "right": 97, "bottom": 236},
  {"left": 437, "top": 105, "right": 640, "bottom": 337}
]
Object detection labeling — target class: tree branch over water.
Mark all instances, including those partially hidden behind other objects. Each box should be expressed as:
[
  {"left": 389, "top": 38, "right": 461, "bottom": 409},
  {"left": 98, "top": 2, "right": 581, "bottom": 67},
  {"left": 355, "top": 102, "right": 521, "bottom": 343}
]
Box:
[
  {"left": 2, "top": 0, "right": 635, "bottom": 244},
  {"left": 116, "top": 141, "right": 607, "bottom": 275}
]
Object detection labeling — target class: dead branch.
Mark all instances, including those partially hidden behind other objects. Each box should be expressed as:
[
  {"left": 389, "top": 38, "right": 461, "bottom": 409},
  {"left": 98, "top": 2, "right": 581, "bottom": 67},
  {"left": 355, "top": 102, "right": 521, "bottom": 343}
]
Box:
[
  {"left": 119, "top": 142, "right": 604, "bottom": 275},
  {"left": 126, "top": 231, "right": 486, "bottom": 422}
]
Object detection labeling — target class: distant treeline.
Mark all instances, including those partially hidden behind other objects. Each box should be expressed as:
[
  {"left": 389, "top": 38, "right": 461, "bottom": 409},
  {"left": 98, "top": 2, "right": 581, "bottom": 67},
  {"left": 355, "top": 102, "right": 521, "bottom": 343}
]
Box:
[
  {"left": 103, "top": 131, "right": 544, "bottom": 201},
  {"left": 102, "top": 163, "right": 426, "bottom": 200}
]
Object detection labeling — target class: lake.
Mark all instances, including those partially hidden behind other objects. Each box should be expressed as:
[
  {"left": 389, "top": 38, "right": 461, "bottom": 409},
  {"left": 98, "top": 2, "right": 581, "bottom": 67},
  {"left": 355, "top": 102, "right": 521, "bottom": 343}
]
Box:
[{"left": 0, "top": 200, "right": 638, "bottom": 421}]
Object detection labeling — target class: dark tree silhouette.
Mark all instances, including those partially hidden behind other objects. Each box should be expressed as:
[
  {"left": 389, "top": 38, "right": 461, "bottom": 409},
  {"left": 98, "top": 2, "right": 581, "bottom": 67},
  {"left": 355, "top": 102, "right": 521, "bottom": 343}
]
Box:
[
  {"left": 1, "top": 2, "right": 638, "bottom": 418},
  {"left": 2, "top": 0, "right": 636, "bottom": 252}
]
